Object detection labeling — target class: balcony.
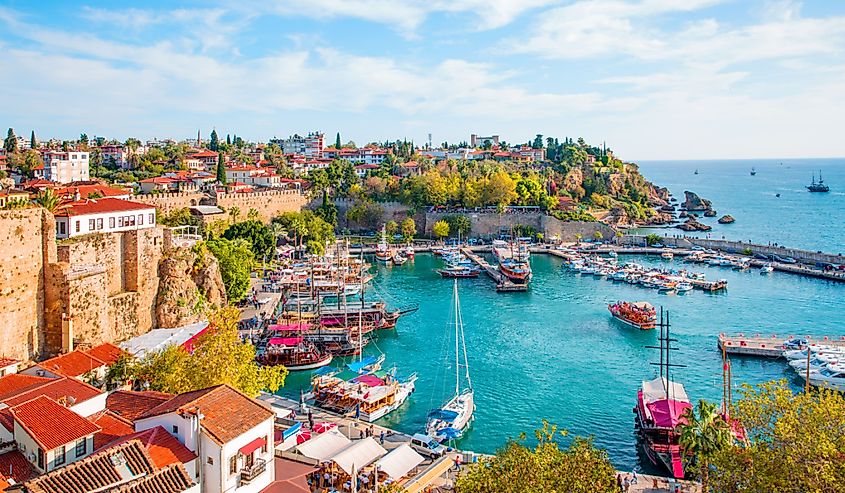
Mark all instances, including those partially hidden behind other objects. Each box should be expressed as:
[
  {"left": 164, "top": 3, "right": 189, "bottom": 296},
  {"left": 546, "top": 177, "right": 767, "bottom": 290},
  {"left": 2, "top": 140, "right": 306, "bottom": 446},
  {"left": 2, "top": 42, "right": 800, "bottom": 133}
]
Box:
[{"left": 240, "top": 458, "right": 267, "bottom": 484}]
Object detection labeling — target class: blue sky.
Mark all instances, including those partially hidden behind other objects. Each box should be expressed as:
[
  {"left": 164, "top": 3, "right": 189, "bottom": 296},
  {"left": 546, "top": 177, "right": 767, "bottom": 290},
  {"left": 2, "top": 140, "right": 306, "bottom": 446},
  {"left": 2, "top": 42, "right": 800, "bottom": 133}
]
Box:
[{"left": 1, "top": 0, "right": 845, "bottom": 159}]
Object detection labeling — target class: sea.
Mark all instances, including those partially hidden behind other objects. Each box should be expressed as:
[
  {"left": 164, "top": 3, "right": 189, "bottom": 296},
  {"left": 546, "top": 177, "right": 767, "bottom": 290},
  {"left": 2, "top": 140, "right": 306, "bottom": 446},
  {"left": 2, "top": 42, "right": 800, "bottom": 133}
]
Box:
[{"left": 279, "top": 158, "right": 845, "bottom": 474}]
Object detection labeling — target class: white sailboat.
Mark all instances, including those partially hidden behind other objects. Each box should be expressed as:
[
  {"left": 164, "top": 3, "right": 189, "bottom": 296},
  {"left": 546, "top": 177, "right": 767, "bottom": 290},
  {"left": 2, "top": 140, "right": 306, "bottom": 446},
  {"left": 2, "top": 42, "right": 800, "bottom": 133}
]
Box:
[{"left": 426, "top": 280, "right": 474, "bottom": 442}]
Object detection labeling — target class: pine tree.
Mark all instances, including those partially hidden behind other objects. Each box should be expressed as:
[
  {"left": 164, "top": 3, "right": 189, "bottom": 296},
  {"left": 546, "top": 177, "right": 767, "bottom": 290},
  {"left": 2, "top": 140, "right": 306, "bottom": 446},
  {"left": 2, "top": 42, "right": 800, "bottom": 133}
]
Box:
[
  {"left": 216, "top": 152, "right": 227, "bottom": 184},
  {"left": 335, "top": 132, "right": 341, "bottom": 150},
  {"left": 210, "top": 129, "right": 219, "bottom": 151},
  {"left": 4, "top": 128, "right": 18, "bottom": 154},
  {"left": 226, "top": 134, "right": 231, "bottom": 146},
  {"left": 30, "top": 130, "right": 36, "bottom": 150}
]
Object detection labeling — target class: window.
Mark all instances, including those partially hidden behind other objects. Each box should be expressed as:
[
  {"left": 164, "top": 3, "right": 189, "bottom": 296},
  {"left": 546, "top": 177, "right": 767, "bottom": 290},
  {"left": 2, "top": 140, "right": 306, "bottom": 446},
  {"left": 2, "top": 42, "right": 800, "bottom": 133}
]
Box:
[
  {"left": 261, "top": 438, "right": 268, "bottom": 454},
  {"left": 89, "top": 219, "right": 95, "bottom": 230},
  {"left": 75, "top": 221, "right": 80, "bottom": 233},
  {"left": 118, "top": 217, "right": 124, "bottom": 227},
  {"left": 96, "top": 218, "right": 103, "bottom": 230},
  {"left": 148, "top": 213, "right": 154, "bottom": 223},
  {"left": 207, "top": 456, "right": 214, "bottom": 465},
  {"left": 229, "top": 455, "right": 237, "bottom": 475},
  {"left": 128, "top": 215, "right": 135, "bottom": 226},
  {"left": 59, "top": 222, "right": 66, "bottom": 235},
  {"left": 138, "top": 214, "right": 143, "bottom": 225},
  {"left": 109, "top": 217, "right": 115, "bottom": 228},
  {"left": 172, "top": 425, "right": 178, "bottom": 434},
  {"left": 75, "top": 438, "right": 86, "bottom": 457},
  {"left": 55, "top": 445, "right": 66, "bottom": 466},
  {"left": 37, "top": 449, "right": 44, "bottom": 470}
]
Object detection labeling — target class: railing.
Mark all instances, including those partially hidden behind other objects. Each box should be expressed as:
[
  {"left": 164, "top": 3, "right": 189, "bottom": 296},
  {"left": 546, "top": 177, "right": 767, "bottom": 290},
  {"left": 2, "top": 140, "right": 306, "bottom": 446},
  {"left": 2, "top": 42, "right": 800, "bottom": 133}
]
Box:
[{"left": 240, "top": 458, "right": 267, "bottom": 483}]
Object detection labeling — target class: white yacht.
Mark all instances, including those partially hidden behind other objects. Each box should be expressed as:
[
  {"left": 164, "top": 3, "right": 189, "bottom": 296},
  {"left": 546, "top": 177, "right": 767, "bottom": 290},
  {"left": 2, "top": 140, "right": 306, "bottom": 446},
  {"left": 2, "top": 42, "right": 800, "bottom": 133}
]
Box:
[{"left": 799, "top": 363, "right": 845, "bottom": 391}]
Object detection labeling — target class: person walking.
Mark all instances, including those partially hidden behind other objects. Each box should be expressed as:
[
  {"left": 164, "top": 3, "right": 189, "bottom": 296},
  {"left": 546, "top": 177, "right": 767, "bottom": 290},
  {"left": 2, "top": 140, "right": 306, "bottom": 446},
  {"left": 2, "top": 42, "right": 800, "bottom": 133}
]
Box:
[
  {"left": 623, "top": 476, "right": 630, "bottom": 492},
  {"left": 379, "top": 430, "right": 385, "bottom": 445}
]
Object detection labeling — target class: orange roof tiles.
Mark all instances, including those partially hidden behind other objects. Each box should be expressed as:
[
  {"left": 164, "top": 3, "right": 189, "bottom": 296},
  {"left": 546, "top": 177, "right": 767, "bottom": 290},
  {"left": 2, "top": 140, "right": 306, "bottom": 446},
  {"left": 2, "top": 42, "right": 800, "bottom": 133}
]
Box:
[
  {"left": 0, "top": 451, "right": 35, "bottom": 487},
  {"left": 53, "top": 197, "right": 154, "bottom": 217},
  {"left": 54, "top": 184, "right": 130, "bottom": 199},
  {"left": 85, "top": 343, "right": 127, "bottom": 366},
  {"left": 100, "top": 426, "right": 196, "bottom": 468},
  {"left": 36, "top": 350, "right": 106, "bottom": 378},
  {"left": 91, "top": 410, "right": 135, "bottom": 449},
  {"left": 140, "top": 385, "right": 273, "bottom": 445},
  {"left": 10, "top": 395, "right": 101, "bottom": 451},
  {"left": 107, "top": 390, "right": 173, "bottom": 422},
  {"left": 0, "top": 374, "right": 53, "bottom": 401},
  {"left": 3, "top": 377, "right": 103, "bottom": 409}
]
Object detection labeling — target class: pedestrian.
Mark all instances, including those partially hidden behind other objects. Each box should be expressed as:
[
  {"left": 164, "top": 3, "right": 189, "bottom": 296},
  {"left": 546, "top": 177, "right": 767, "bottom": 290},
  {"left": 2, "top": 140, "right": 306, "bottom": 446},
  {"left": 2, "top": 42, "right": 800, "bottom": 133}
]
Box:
[
  {"left": 379, "top": 430, "right": 385, "bottom": 445},
  {"left": 455, "top": 454, "right": 462, "bottom": 471},
  {"left": 369, "top": 425, "right": 374, "bottom": 438},
  {"left": 616, "top": 474, "right": 623, "bottom": 492},
  {"left": 623, "top": 475, "right": 630, "bottom": 492},
  {"left": 632, "top": 471, "right": 638, "bottom": 484}
]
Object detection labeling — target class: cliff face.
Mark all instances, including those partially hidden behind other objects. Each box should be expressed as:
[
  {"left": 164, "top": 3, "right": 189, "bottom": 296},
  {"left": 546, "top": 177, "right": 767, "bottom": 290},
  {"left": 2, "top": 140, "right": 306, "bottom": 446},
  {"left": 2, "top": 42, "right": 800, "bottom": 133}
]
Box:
[
  {"left": 155, "top": 246, "right": 226, "bottom": 329},
  {"left": 682, "top": 191, "right": 713, "bottom": 211}
]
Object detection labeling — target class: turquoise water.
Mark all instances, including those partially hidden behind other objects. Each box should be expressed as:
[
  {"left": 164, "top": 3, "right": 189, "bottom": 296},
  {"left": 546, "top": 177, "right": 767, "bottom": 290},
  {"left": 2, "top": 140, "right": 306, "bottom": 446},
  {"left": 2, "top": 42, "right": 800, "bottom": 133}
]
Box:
[
  {"left": 280, "top": 252, "right": 845, "bottom": 473},
  {"left": 635, "top": 158, "right": 845, "bottom": 254}
]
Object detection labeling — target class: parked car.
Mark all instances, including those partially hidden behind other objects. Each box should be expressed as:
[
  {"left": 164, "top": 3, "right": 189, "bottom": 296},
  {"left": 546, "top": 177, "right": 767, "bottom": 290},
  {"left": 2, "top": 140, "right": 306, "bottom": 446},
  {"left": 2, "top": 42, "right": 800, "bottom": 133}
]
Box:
[{"left": 410, "top": 434, "right": 448, "bottom": 458}]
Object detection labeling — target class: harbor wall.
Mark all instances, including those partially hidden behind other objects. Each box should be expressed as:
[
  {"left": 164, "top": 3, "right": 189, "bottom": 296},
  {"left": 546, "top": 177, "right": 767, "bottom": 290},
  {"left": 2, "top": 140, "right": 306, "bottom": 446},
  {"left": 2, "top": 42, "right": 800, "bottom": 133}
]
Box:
[
  {"left": 334, "top": 199, "right": 418, "bottom": 232},
  {"left": 624, "top": 235, "right": 845, "bottom": 265},
  {"left": 424, "top": 211, "right": 616, "bottom": 241},
  {"left": 132, "top": 192, "right": 206, "bottom": 214},
  {"left": 217, "top": 189, "right": 308, "bottom": 223}
]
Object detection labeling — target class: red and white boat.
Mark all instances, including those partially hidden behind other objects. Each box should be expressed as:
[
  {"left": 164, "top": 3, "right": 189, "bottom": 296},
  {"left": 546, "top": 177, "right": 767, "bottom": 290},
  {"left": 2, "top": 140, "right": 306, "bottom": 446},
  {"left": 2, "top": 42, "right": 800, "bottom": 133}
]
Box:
[
  {"left": 635, "top": 376, "right": 691, "bottom": 479},
  {"left": 608, "top": 301, "right": 657, "bottom": 330}
]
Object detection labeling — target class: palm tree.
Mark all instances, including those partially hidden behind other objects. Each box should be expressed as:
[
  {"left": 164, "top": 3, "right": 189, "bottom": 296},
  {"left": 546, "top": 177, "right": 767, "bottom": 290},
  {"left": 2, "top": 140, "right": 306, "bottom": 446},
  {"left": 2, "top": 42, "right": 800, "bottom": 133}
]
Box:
[
  {"left": 574, "top": 233, "right": 583, "bottom": 244},
  {"left": 228, "top": 206, "right": 240, "bottom": 224},
  {"left": 35, "top": 189, "right": 61, "bottom": 213},
  {"left": 678, "top": 400, "right": 732, "bottom": 492}
]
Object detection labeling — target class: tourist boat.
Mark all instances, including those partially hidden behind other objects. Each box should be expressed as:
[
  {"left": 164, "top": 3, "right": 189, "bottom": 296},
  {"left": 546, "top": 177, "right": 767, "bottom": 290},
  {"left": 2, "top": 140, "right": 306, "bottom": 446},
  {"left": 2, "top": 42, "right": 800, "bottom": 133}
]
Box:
[
  {"left": 375, "top": 225, "right": 393, "bottom": 262},
  {"left": 426, "top": 280, "right": 474, "bottom": 443},
  {"left": 675, "top": 282, "right": 693, "bottom": 293},
  {"left": 405, "top": 244, "right": 415, "bottom": 258},
  {"left": 610, "top": 271, "right": 628, "bottom": 282},
  {"left": 310, "top": 366, "right": 417, "bottom": 422},
  {"left": 437, "top": 265, "right": 481, "bottom": 278},
  {"left": 760, "top": 263, "right": 774, "bottom": 274},
  {"left": 807, "top": 171, "right": 830, "bottom": 193},
  {"left": 257, "top": 337, "right": 333, "bottom": 371},
  {"left": 750, "top": 167, "right": 756, "bottom": 176},
  {"left": 499, "top": 258, "right": 531, "bottom": 284},
  {"left": 661, "top": 251, "right": 674, "bottom": 260},
  {"left": 392, "top": 252, "right": 408, "bottom": 265},
  {"left": 798, "top": 363, "right": 845, "bottom": 391},
  {"left": 608, "top": 301, "right": 657, "bottom": 330},
  {"left": 635, "top": 310, "right": 692, "bottom": 479}
]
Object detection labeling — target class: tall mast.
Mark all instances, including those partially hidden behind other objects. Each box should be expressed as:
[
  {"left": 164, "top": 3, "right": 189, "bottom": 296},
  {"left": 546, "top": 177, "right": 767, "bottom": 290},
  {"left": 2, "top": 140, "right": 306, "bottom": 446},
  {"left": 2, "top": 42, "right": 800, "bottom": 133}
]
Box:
[{"left": 454, "top": 280, "right": 460, "bottom": 396}]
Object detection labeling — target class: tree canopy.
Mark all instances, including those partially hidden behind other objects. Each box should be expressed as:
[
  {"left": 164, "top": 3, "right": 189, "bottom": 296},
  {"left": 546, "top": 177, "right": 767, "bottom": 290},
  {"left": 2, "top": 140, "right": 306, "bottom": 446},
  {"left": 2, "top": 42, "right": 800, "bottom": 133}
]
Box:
[
  {"left": 204, "top": 239, "right": 253, "bottom": 302},
  {"left": 432, "top": 220, "right": 450, "bottom": 239},
  {"left": 223, "top": 219, "right": 274, "bottom": 260}
]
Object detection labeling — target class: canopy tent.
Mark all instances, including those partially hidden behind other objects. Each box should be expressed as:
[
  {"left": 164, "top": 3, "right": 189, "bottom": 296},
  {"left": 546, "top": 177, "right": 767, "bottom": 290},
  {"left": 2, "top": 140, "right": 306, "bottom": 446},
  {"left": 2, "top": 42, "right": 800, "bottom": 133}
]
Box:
[
  {"left": 269, "top": 323, "right": 311, "bottom": 331},
  {"left": 268, "top": 337, "right": 304, "bottom": 347},
  {"left": 347, "top": 356, "right": 380, "bottom": 374},
  {"left": 376, "top": 444, "right": 424, "bottom": 480},
  {"left": 330, "top": 437, "right": 387, "bottom": 475},
  {"left": 296, "top": 428, "right": 351, "bottom": 461},
  {"left": 641, "top": 376, "right": 690, "bottom": 404},
  {"left": 646, "top": 399, "right": 692, "bottom": 429},
  {"left": 352, "top": 374, "right": 385, "bottom": 387}
]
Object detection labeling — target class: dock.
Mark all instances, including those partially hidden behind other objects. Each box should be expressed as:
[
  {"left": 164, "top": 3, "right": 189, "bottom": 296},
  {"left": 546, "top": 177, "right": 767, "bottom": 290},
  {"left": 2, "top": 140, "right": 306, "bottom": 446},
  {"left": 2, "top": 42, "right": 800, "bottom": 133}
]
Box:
[
  {"left": 718, "top": 333, "right": 845, "bottom": 357},
  {"left": 461, "top": 248, "right": 528, "bottom": 292}
]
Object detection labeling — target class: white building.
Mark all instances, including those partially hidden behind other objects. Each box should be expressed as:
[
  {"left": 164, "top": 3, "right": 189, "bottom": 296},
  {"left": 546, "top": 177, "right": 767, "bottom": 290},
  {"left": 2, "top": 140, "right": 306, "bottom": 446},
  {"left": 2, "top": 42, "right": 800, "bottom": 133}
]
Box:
[
  {"left": 134, "top": 385, "right": 275, "bottom": 493},
  {"left": 53, "top": 197, "right": 156, "bottom": 239},
  {"left": 42, "top": 150, "right": 90, "bottom": 183},
  {"left": 271, "top": 132, "right": 324, "bottom": 158}
]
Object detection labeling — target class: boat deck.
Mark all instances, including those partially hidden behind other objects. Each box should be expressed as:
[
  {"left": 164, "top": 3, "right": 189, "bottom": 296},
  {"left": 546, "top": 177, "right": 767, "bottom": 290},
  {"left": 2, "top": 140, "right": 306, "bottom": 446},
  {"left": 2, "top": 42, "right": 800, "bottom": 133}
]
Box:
[
  {"left": 718, "top": 333, "right": 845, "bottom": 357},
  {"left": 461, "top": 248, "right": 528, "bottom": 292}
]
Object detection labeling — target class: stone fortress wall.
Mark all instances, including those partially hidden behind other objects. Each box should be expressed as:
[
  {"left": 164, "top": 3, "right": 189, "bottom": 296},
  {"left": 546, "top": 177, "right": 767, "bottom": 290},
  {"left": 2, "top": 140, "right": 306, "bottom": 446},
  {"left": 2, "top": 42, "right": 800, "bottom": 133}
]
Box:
[
  {"left": 135, "top": 189, "right": 308, "bottom": 223},
  {"left": 424, "top": 211, "right": 616, "bottom": 241}
]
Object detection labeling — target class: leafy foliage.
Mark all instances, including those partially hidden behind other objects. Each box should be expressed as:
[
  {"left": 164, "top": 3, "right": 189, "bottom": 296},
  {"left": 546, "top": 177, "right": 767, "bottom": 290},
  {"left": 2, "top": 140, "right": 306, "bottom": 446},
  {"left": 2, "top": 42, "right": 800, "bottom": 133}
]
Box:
[
  {"left": 645, "top": 233, "right": 662, "bottom": 246},
  {"left": 273, "top": 210, "right": 335, "bottom": 254},
  {"left": 678, "top": 400, "right": 732, "bottom": 492},
  {"left": 400, "top": 217, "right": 416, "bottom": 241},
  {"left": 204, "top": 239, "right": 253, "bottom": 302},
  {"left": 456, "top": 421, "right": 617, "bottom": 493},
  {"left": 158, "top": 207, "right": 200, "bottom": 228},
  {"left": 444, "top": 214, "right": 472, "bottom": 237},
  {"left": 432, "top": 220, "right": 450, "bottom": 239},
  {"left": 134, "top": 307, "right": 287, "bottom": 397},
  {"left": 223, "top": 220, "right": 274, "bottom": 260}
]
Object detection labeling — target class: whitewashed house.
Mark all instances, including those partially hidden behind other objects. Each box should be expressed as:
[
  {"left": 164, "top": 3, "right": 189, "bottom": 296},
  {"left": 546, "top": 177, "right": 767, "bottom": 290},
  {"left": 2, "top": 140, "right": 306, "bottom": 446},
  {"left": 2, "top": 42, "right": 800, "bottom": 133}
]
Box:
[
  {"left": 42, "top": 150, "right": 90, "bottom": 183},
  {"left": 53, "top": 197, "right": 156, "bottom": 239}
]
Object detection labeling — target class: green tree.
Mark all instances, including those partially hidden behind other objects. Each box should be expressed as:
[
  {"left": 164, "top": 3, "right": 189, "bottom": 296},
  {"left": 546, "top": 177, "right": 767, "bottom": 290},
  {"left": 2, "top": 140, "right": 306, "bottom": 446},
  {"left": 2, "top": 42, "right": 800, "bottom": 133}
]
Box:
[
  {"left": 645, "top": 233, "right": 662, "bottom": 246},
  {"left": 134, "top": 307, "right": 287, "bottom": 397},
  {"left": 216, "top": 152, "right": 226, "bottom": 184},
  {"left": 228, "top": 206, "right": 240, "bottom": 224},
  {"left": 432, "top": 220, "right": 450, "bottom": 239},
  {"left": 444, "top": 214, "right": 471, "bottom": 238},
  {"left": 4, "top": 128, "right": 18, "bottom": 154},
  {"left": 678, "top": 400, "right": 731, "bottom": 492},
  {"left": 205, "top": 238, "right": 253, "bottom": 302},
  {"left": 708, "top": 380, "right": 845, "bottom": 492},
  {"left": 335, "top": 132, "right": 342, "bottom": 150},
  {"left": 209, "top": 129, "right": 219, "bottom": 151},
  {"left": 593, "top": 230, "right": 604, "bottom": 242},
  {"left": 457, "top": 421, "right": 617, "bottom": 493},
  {"left": 400, "top": 217, "right": 416, "bottom": 241},
  {"left": 574, "top": 233, "right": 583, "bottom": 244},
  {"left": 35, "top": 188, "right": 61, "bottom": 212},
  {"left": 158, "top": 208, "right": 200, "bottom": 228},
  {"left": 223, "top": 220, "right": 274, "bottom": 260},
  {"left": 385, "top": 220, "right": 398, "bottom": 238},
  {"left": 105, "top": 353, "right": 136, "bottom": 390},
  {"left": 315, "top": 190, "right": 338, "bottom": 226},
  {"left": 30, "top": 130, "right": 36, "bottom": 150}
]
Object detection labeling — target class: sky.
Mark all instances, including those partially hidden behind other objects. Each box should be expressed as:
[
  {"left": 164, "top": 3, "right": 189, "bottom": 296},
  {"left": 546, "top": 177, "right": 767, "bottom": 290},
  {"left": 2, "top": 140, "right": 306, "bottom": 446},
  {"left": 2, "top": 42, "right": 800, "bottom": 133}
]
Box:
[{"left": 1, "top": 1, "right": 845, "bottom": 160}]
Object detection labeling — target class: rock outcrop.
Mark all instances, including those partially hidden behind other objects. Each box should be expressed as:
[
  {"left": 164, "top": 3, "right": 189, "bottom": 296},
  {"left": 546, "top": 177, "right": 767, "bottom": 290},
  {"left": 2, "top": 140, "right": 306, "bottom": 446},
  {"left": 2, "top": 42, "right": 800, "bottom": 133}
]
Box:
[
  {"left": 682, "top": 191, "right": 713, "bottom": 211},
  {"left": 156, "top": 246, "right": 226, "bottom": 328},
  {"left": 718, "top": 215, "right": 735, "bottom": 224},
  {"left": 677, "top": 216, "right": 712, "bottom": 232},
  {"left": 703, "top": 210, "right": 717, "bottom": 217}
]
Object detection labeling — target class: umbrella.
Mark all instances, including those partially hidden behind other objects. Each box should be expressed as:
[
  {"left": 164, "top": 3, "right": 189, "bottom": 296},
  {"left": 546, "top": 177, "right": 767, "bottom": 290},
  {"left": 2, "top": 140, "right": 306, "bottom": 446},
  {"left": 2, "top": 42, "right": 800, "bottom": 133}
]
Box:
[
  {"left": 296, "top": 430, "right": 312, "bottom": 444},
  {"left": 313, "top": 422, "right": 338, "bottom": 434}
]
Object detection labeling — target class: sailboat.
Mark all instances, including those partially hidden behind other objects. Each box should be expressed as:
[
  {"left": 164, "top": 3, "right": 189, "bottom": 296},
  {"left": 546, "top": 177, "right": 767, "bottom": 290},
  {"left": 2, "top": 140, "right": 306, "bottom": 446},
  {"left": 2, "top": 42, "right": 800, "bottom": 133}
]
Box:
[
  {"left": 693, "top": 169, "right": 698, "bottom": 175},
  {"left": 426, "top": 280, "right": 474, "bottom": 442},
  {"left": 375, "top": 224, "right": 393, "bottom": 262},
  {"left": 750, "top": 167, "right": 756, "bottom": 176},
  {"left": 807, "top": 171, "right": 830, "bottom": 192}
]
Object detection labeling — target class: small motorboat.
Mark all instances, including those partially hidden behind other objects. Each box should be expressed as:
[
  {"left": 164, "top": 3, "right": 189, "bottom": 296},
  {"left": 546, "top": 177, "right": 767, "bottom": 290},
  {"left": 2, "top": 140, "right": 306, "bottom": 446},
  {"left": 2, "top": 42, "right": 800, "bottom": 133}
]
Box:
[
  {"left": 608, "top": 251, "right": 618, "bottom": 258},
  {"left": 661, "top": 251, "right": 674, "bottom": 260},
  {"left": 392, "top": 253, "right": 408, "bottom": 265},
  {"left": 675, "top": 282, "right": 693, "bottom": 293},
  {"left": 437, "top": 265, "right": 480, "bottom": 278},
  {"left": 760, "top": 263, "right": 774, "bottom": 274}
]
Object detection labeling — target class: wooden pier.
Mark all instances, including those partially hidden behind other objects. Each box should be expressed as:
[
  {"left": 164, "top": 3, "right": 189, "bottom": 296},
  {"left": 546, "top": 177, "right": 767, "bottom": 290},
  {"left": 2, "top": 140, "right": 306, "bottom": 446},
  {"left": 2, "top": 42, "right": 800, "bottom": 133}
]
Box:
[
  {"left": 718, "top": 333, "right": 845, "bottom": 357},
  {"left": 461, "top": 248, "right": 528, "bottom": 292}
]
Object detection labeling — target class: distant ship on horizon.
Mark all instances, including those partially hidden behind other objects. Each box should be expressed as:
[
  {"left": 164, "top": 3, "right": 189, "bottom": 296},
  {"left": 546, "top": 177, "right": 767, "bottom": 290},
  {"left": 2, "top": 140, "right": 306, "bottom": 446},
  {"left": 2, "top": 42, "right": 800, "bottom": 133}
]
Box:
[{"left": 807, "top": 171, "right": 830, "bottom": 193}]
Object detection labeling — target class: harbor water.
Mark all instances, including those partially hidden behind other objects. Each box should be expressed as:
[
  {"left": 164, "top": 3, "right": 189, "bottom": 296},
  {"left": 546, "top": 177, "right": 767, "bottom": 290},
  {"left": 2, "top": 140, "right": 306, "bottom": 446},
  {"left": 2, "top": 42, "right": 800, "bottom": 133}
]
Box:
[
  {"left": 280, "top": 251, "right": 845, "bottom": 473},
  {"left": 636, "top": 158, "right": 845, "bottom": 254}
]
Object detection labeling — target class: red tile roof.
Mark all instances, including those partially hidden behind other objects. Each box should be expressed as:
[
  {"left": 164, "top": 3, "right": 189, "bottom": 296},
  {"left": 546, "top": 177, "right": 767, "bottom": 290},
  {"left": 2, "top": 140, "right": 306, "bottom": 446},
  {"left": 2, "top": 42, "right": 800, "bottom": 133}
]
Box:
[
  {"left": 36, "top": 350, "right": 106, "bottom": 378},
  {"left": 54, "top": 184, "right": 130, "bottom": 199},
  {"left": 2, "top": 377, "right": 104, "bottom": 409},
  {"left": 0, "top": 451, "right": 35, "bottom": 487},
  {"left": 85, "top": 343, "right": 127, "bottom": 366},
  {"left": 53, "top": 197, "right": 154, "bottom": 217},
  {"left": 140, "top": 177, "right": 176, "bottom": 184},
  {"left": 188, "top": 150, "right": 218, "bottom": 158},
  {"left": 139, "top": 385, "right": 273, "bottom": 445},
  {"left": 100, "top": 426, "right": 196, "bottom": 468},
  {"left": 10, "top": 395, "right": 101, "bottom": 451},
  {"left": 107, "top": 390, "right": 173, "bottom": 422},
  {"left": 0, "top": 374, "right": 54, "bottom": 401},
  {"left": 91, "top": 410, "right": 135, "bottom": 449}
]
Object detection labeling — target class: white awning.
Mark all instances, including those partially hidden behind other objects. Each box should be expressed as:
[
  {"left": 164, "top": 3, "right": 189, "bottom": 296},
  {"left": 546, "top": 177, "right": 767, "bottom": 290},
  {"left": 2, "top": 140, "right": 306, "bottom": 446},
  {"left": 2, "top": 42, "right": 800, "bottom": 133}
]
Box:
[
  {"left": 642, "top": 376, "right": 689, "bottom": 403},
  {"left": 296, "top": 428, "right": 351, "bottom": 461},
  {"left": 330, "top": 437, "right": 387, "bottom": 475},
  {"left": 376, "top": 444, "right": 424, "bottom": 480}
]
